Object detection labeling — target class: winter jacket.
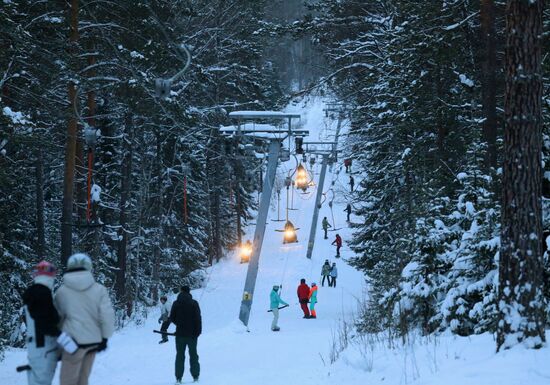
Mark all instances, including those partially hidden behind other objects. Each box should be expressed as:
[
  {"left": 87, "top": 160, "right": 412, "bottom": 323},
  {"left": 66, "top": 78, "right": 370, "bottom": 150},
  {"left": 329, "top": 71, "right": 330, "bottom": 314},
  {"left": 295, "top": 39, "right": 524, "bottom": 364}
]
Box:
[
  {"left": 332, "top": 235, "right": 342, "bottom": 247},
  {"left": 22, "top": 276, "right": 60, "bottom": 348},
  {"left": 308, "top": 285, "right": 318, "bottom": 304},
  {"left": 345, "top": 204, "right": 351, "bottom": 214},
  {"left": 321, "top": 263, "right": 331, "bottom": 276},
  {"left": 170, "top": 292, "right": 202, "bottom": 338},
  {"left": 297, "top": 283, "right": 310, "bottom": 303},
  {"left": 55, "top": 270, "right": 115, "bottom": 346},
  {"left": 270, "top": 290, "right": 288, "bottom": 310},
  {"left": 159, "top": 301, "right": 171, "bottom": 322},
  {"left": 330, "top": 266, "right": 338, "bottom": 278},
  {"left": 322, "top": 218, "right": 331, "bottom": 230}
]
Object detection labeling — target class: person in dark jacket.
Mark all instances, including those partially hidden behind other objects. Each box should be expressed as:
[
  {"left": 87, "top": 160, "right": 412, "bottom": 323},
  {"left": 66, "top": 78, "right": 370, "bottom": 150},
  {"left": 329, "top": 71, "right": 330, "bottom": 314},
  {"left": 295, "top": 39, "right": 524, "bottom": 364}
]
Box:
[
  {"left": 296, "top": 279, "right": 311, "bottom": 318},
  {"left": 170, "top": 286, "right": 202, "bottom": 383},
  {"left": 349, "top": 175, "right": 355, "bottom": 192},
  {"left": 344, "top": 203, "right": 352, "bottom": 222},
  {"left": 22, "top": 261, "right": 60, "bottom": 385}
]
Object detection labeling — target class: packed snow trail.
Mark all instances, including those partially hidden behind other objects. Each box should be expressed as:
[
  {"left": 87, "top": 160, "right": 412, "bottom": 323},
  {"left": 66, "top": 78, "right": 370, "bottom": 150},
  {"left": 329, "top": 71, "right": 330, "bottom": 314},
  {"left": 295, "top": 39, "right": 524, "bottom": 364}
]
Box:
[{"left": 0, "top": 98, "right": 366, "bottom": 385}]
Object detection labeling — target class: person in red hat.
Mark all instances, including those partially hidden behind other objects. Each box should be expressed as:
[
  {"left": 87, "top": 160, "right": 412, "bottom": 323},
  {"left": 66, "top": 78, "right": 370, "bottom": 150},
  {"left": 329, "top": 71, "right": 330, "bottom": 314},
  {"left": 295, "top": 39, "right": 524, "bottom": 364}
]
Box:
[{"left": 22, "top": 261, "right": 60, "bottom": 385}]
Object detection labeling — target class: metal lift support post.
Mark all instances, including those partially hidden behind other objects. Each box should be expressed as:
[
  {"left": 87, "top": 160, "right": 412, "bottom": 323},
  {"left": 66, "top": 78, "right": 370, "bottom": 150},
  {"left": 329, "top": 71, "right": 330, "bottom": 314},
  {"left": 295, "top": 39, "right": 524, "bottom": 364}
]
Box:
[{"left": 239, "top": 139, "right": 280, "bottom": 326}]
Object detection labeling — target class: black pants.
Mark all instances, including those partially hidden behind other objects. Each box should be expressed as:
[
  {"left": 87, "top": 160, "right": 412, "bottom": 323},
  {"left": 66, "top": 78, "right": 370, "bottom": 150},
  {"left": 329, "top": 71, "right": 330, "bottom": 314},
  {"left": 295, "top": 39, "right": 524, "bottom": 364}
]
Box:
[
  {"left": 330, "top": 277, "right": 336, "bottom": 287},
  {"left": 336, "top": 245, "right": 341, "bottom": 257},
  {"left": 160, "top": 320, "right": 170, "bottom": 340},
  {"left": 322, "top": 275, "right": 329, "bottom": 287},
  {"left": 346, "top": 212, "right": 350, "bottom": 222},
  {"left": 175, "top": 336, "right": 200, "bottom": 380},
  {"left": 323, "top": 228, "right": 328, "bottom": 239}
]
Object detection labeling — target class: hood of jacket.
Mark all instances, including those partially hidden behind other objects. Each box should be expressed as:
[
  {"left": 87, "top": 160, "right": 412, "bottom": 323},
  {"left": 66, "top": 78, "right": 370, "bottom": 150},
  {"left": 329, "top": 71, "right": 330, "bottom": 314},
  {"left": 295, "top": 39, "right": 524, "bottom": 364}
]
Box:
[{"left": 62, "top": 270, "right": 95, "bottom": 291}]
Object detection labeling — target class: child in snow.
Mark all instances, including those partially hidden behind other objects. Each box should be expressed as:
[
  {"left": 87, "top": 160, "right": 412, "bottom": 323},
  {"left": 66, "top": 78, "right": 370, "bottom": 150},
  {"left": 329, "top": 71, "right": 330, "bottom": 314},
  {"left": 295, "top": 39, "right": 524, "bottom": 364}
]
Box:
[
  {"left": 22, "top": 261, "right": 60, "bottom": 385},
  {"left": 297, "top": 279, "right": 311, "bottom": 318},
  {"left": 322, "top": 217, "right": 331, "bottom": 239},
  {"left": 332, "top": 234, "right": 342, "bottom": 258},
  {"left": 329, "top": 263, "right": 338, "bottom": 288},
  {"left": 321, "top": 260, "right": 331, "bottom": 287},
  {"left": 270, "top": 285, "right": 288, "bottom": 331},
  {"left": 308, "top": 283, "right": 318, "bottom": 319},
  {"left": 158, "top": 295, "right": 171, "bottom": 343}
]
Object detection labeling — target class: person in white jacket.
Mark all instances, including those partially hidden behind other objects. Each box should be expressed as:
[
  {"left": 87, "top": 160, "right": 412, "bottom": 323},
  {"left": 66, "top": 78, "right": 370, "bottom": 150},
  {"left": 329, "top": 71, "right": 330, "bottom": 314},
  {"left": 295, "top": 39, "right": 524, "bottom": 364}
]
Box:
[
  {"left": 158, "top": 295, "right": 171, "bottom": 344},
  {"left": 55, "top": 253, "right": 115, "bottom": 385}
]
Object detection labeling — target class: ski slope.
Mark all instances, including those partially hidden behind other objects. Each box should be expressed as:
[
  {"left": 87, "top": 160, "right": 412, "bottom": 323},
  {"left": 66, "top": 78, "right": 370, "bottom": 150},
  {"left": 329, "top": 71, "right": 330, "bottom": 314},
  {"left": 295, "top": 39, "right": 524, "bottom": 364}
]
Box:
[{"left": 2, "top": 98, "right": 550, "bottom": 385}]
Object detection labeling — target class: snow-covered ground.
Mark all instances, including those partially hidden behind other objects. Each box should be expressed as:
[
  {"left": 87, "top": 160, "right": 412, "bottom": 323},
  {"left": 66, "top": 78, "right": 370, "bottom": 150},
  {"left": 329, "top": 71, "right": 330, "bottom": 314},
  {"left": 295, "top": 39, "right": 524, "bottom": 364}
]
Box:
[{"left": 2, "top": 98, "right": 550, "bottom": 385}]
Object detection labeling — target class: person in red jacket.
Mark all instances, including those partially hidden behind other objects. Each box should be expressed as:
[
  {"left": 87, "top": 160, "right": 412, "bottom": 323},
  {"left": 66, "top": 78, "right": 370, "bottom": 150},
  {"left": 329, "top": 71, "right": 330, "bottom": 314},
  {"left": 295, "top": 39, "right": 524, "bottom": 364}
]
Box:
[
  {"left": 332, "top": 234, "right": 342, "bottom": 258},
  {"left": 297, "top": 279, "right": 311, "bottom": 318}
]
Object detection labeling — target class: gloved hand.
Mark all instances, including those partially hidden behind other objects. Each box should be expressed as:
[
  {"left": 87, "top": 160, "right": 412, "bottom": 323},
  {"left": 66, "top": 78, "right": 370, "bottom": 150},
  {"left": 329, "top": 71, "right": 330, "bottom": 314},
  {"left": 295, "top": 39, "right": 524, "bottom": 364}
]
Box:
[
  {"left": 158, "top": 318, "right": 162, "bottom": 324},
  {"left": 97, "top": 338, "right": 108, "bottom": 352}
]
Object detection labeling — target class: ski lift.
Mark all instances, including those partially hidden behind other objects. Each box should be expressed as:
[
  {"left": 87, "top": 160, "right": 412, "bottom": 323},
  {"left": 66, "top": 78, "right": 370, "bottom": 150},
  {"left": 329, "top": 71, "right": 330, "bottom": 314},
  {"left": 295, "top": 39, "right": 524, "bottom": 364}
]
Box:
[
  {"left": 155, "top": 44, "right": 191, "bottom": 99},
  {"left": 243, "top": 143, "right": 255, "bottom": 156},
  {"left": 295, "top": 137, "right": 304, "bottom": 154},
  {"left": 309, "top": 155, "right": 316, "bottom": 167}
]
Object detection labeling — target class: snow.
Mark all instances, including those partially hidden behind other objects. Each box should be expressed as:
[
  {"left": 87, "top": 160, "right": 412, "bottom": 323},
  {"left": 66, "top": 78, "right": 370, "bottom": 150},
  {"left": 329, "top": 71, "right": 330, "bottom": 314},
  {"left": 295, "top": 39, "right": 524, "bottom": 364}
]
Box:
[
  {"left": 2, "top": 106, "right": 29, "bottom": 124},
  {"left": 2, "top": 97, "right": 550, "bottom": 385},
  {"left": 459, "top": 74, "right": 474, "bottom": 88}
]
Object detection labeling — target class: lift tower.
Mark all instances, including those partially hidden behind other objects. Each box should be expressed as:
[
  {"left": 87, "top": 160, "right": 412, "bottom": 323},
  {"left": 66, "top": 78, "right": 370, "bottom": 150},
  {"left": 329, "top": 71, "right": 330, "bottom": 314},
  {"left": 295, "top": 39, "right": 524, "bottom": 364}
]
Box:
[{"left": 222, "top": 111, "right": 305, "bottom": 327}]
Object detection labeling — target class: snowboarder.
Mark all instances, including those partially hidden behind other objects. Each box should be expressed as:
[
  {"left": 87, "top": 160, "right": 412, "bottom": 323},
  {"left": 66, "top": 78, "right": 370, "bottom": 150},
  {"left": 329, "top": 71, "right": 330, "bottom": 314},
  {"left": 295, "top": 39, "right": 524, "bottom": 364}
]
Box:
[
  {"left": 344, "top": 203, "right": 352, "bottom": 222},
  {"left": 344, "top": 158, "right": 352, "bottom": 173},
  {"left": 22, "top": 261, "right": 60, "bottom": 385},
  {"left": 297, "top": 279, "right": 311, "bottom": 318},
  {"left": 270, "top": 285, "right": 288, "bottom": 331},
  {"left": 322, "top": 216, "right": 331, "bottom": 239},
  {"left": 349, "top": 175, "right": 355, "bottom": 192},
  {"left": 329, "top": 263, "right": 338, "bottom": 288},
  {"left": 308, "top": 283, "right": 318, "bottom": 318},
  {"left": 332, "top": 234, "right": 343, "bottom": 258},
  {"left": 55, "top": 253, "right": 115, "bottom": 385},
  {"left": 321, "top": 260, "right": 331, "bottom": 287},
  {"left": 170, "top": 285, "right": 202, "bottom": 383},
  {"left": 158, "top": 295, "right": 171, "bottom": 344}
]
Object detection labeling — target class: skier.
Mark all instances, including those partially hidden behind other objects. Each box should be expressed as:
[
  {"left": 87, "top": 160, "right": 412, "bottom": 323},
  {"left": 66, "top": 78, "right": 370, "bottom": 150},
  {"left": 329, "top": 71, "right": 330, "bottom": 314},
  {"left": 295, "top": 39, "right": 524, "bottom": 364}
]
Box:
[
  {"left": 170, "top": 285, "right": 202, "bottom": 383},
  {"left": 349, "top": 175, "right": 355, "bottom": 192},
  {"left": 329, "top": 263, "right": 338, "bottom": 288},
  {"left": 321, "top": 216, "right": 331, "bottom": 239},
  {"left": 22, "top": 261, "right": 60, "bottom": 385},
  {"left": 55, "top": 253, "right": 115, "bottom": 385},
  {"left": 332, "top": 234, "right": 343, "bottom": 258},
  {"left": 344, "top": 158, "right": 352, "bottom": 173},
  {"left": 344, "top": 203, "right": 352, "bottom": 222},
  {"left": 158, "top": 295, "right": 171, "bottom": 344},
  {"left": 320, "top": 260, "right": 331, "bottom": 287},
  {"left": 270, "top": 285, "right": 288, "bottom": 332},
  {"left": 308, "top": 283, "right": 318, "bottom": 319},
  {"left": 297, "top": 279, "right": 311, "bottom": 318}
]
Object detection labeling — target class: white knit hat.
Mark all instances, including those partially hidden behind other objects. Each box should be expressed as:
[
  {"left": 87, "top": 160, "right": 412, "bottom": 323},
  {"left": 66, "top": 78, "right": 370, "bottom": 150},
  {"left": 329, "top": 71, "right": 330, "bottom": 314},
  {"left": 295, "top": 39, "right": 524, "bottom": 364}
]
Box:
[{"left": 67, "top": 253, "right": 92, "bottom": 271}]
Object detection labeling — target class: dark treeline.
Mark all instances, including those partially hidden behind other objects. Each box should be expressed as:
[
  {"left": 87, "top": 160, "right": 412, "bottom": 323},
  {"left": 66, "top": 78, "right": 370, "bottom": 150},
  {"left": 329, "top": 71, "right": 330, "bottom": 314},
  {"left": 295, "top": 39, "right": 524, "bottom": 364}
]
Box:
[{"left": 0, "top": 0, "right": 284, "bottom": 352}]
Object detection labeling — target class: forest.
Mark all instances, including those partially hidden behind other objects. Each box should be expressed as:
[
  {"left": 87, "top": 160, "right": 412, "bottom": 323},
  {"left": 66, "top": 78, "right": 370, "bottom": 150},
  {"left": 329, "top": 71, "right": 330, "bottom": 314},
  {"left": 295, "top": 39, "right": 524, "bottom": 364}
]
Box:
[{"left": 1, "top": 0, "right": 548, "bottom": 359}]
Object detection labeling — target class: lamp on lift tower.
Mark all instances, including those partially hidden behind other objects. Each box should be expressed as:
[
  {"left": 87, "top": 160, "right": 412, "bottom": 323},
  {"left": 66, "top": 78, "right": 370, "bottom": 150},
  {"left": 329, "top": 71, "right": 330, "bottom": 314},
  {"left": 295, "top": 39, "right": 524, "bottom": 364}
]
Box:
[{"left": 294, "top": 163, "right": 309, "bottom": 192}]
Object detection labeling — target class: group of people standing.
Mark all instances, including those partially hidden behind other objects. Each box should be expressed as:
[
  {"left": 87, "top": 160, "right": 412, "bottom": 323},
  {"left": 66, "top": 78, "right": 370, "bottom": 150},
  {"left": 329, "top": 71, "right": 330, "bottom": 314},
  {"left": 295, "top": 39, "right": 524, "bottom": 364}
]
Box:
[
  {"left": 320, "top": 260, "right": 338, "bottom": 287},
  {"left": 22, "top": 254, "right": 114, "bottom": 385}
]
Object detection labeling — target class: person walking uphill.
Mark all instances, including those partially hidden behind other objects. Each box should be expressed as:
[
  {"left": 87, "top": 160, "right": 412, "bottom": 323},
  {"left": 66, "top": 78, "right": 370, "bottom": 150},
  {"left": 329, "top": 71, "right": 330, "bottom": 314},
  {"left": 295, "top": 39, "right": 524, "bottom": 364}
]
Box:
[
  {"left": 321, "top": 260, "right": 331, "bottom": 287},
  {"left": 297, "top": 279, "right": 311, "bottom": 318},
  {"left": 170, "top": 286, "right": 202, "bottom": 383},
  {"left": 22, "top": 261, "right": 60, "bottom": 385},
  {"left": 329, "top": 263, "right": 338, "bottom": 288},
  {"left": 158, "top": 295, "right": 171, "bottom": 344},
  {"left": 349, "top": 175, "right": 355, "bottom": 192},
  {"left": 270, "top": 285, "right": 288, "bottom": 332},
  {"left": 55, "top": 253, "right": 115, "bottom": 385},
  {"left": 332, "top": 234, "right": 342, "bottom": 258},
  {"left": 344, "top": 203, "right": 352, "bottom": 222},
  {"left": 308, "top": 283, "right": 318, "bottom": 319},
  {"left": 322, "top": 217, "right": 331, "bottom": 239}
]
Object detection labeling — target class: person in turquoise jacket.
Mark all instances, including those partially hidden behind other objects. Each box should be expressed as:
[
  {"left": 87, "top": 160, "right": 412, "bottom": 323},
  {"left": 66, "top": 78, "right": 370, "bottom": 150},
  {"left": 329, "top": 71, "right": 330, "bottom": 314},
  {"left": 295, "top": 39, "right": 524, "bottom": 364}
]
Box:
[
  {"left": 308, "top": 283, "right": 318, "bottom": 318},
  {"left": 270, "top": 285, "right": 288, "bottom": 331}
]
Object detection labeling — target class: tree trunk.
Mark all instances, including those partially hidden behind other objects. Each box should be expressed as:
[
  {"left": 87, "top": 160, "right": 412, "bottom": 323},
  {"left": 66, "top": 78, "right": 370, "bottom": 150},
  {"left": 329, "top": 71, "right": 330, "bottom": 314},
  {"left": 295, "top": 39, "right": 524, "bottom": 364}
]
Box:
[
  {"left": 61, "top": 0, "right": 79, "bottom": 266},
  {"left": 35, "top": 147, "right": 45, "bottom": 259},
  {"left": 497, "top": 0, "right": 545, "bottom": 351},
  {"left": 151, "top": 128, "right": 162, "bottom": 301},
  {"left": 116, "top": 110, "right": 133, "bottom": 302},
  {"left": 480, "top": 0, "right": 498, "bottom": 169}
]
